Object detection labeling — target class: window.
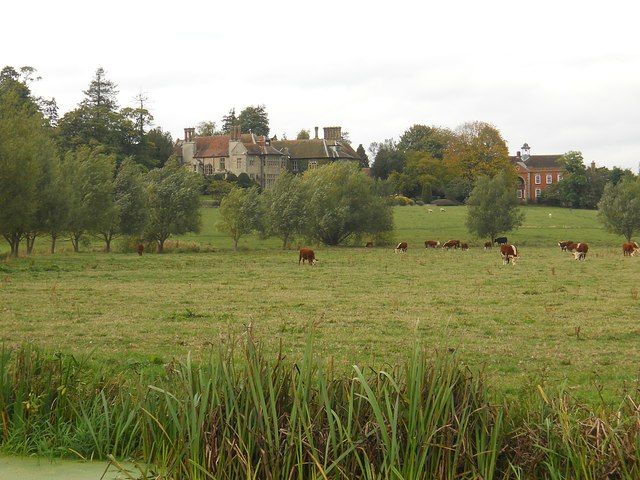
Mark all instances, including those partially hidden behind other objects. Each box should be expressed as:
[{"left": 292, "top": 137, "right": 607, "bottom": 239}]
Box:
[
  {"left": 292, "top": 160, "right": 298, "bottom": 172},
  {"left": 517, "top": 189, "right": 523, "bottom": 199},
  {"left": 193, "top": 165, "right": 197, "bottom": 172},
  {"left": 557, "top": 173, "right": 563, "bottom": 181},
  {"left": 535, "top": 188, "right": 542, "bottom": 198},
  {"left": 205, "top": 164, "right": 213, "bottom": 175},
  {"left": 308, "top": 160, "right": 318, "bottom": 170},
  {"left": 534, "top": 174, "right": 541, "bottom": 184},
  {"left": 249, "top": 158, "right": 254, "bottom": 167},
  {"left": 220, "top": 158, "right": 225, "bottom": 170},
  {"left": 546, "top": 174, "right": 553, "bottom": 184}
]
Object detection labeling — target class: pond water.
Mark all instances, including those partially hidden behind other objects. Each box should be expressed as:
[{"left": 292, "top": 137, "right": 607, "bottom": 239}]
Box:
[{"left": 0, "top": 456, "right": 133, "bottom": 480}]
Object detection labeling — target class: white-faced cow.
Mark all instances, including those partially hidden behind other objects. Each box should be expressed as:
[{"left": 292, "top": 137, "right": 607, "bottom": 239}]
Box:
[
  {"left": 558, "top": 240, "right": 575, "bottom": 251},
  {"left": 460, "top": 243, "right": 469, "bottom": 251},
  {"left": 623, "top": 242, "right": 639, "bottom": 256},
  {"left": 395, "top": 242, "right": 408, "bottom": 254},
  {"left": 298, "top": 248, "right": 317, "bottom": 265},
  {"left": 425, "top": 240, "right": 440, "bottom": 248},
  {"left": 572, "top": 243, "right": 588, "bottom": 261},
  {"left": 442, "top": 239, "right": 460, "bottom": 250},
  {"left": 500, "top": 244, "right": 518, "bottom": 265},
  {"left": 483, "top": 241, "right": 492, "bottom": 250}
]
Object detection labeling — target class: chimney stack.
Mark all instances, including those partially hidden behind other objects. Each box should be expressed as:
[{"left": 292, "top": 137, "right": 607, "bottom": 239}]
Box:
[
  {"left": 516, "top": 151, "right": 521, "bottom": 158},
  {"left": 323, "top": 126, "right": 342, "bottom": 141},
  {"left": 184, "top": 127, "right": 195, "bottom": 142},
  {"left": 314, "top": 126, "right": 319, "bottom": 139},
  {"left": 591, "top": 161, "right": 596, "bottom": 171}
]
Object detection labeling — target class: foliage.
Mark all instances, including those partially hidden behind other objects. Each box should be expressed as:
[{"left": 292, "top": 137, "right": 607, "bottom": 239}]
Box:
[
  {"left": 444, "top": 176, "right": 474, "bottom": 203},
  {"left": 261, "top": 172, "right": 306, "bottom": 248},
  {"left": 397, "top": 124, "right": 453, "bottom": 159},
  {"left": 302, "top": 162, "right": 393, "bottom": 245},
  {"left": 388, "top": 194, "right": 415, "bottom": 206},
  {"left": 389, "top": 151, "right": 448, "bottom": 201},
  {"left": 217, "top": 186, "right": 262, "bottom": 250},
  {"left": 139, "top": 127, "right": 174, "bottom": 169},
  {"left": 236, "top": 172, "right": 259, "bottom": 189},
  {"left": 356, "top": 143, "right": 369, "bottom": 168},
  {"left": 370, "top": 139, "right": 405, "bottom": 179},
  {"left": 466, "top": 171, "right": 525, "bottom": 241},
  {"left": 221, "top": 108, "right": 237, "bottom": 134},
  {"left": 196, "top": 120, "right": 219, "bottom": 136},
  {"left": 597, "top": 178, "right": 640, "bottom": 242},
  {"left": 208, "top": 179, "right": 234, "bottom": 206},
  {"left": 144, "top": 159, "right": 202, "bottom": 252},
  {"left": 296, "top": 129, "right": 310, "bottom": 140},
  {"left": 238, "top": 105, "right": 269, "bottom": 136}
]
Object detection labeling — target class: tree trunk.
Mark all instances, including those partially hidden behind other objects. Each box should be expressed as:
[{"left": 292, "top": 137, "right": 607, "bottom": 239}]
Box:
[
  {"left": 157, "top": 239, "right": 164, "bottom": 253},
  {"left": 26, "top": 233, "right": 36, "bottom": 255},
  {"left": 233, "top": 238, "right": 238, "bottom": 251},
  {"left": 51, "top": 234, "right": 57, "bottom": 254},
  {"left": 282, "top": 235, "right": 289, "bottom": 250},
  {"left": 105, "top": 236, "right": 112, "bottom": 253},
  {"left": 5, "top": 233, "right": 21, "bottom": 258},
  {"left": 71, "top": 233, "right": 81, "bottom": 253}
]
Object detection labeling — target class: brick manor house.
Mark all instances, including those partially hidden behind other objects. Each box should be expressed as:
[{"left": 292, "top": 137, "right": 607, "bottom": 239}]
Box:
[
  {"left": 174, "top": 126, "right": 359, "bottom": 189},
  {"left": 511, "top": 143, "right": 564, "bottom": 202}
]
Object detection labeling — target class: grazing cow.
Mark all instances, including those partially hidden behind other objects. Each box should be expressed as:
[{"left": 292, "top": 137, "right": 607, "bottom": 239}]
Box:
[
  {"left": 395, "top": 242, "right": 408, "bottom": 253},
  {"left": 137, "top": 244, "right": 144, "bottom": 256},
  {"left": 298, "top": 248, "right": 317, "bottom": 265},
  {"left": 564, "top": 242, "right": 578, "bottom": 252},
  {"left": 484, "top": 241, "right": 492, "bottom": 250},
  {"left": 365, "top": 242, "right": 374, "bottom": 248},
  {"left": 558, "top": 240, "right": 575, "bottom": 251},
  {"left": 572, "top": 242, "right": 588, "bottom": 261},
  {"left": 425, "top": 240, "right": 440, "bottom": 248},
  {"left": 442, "top": 239, "right": 460, "bottom": 250},
  {"left": 623, "top": 242, "right": 640, "bottom": 256},
  {"left": 500, "top": 244, "right": 518, "bottom": 265},
  {"left": 460, "top": 243, "right": 469, "bottom": 251},
  {"left": 493, "top": 237, "right": 508, "bottom": 245}
]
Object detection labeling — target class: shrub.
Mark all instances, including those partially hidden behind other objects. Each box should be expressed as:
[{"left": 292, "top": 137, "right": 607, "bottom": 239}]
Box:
[
  {"left": 432, "top": 198, "right": 459, "bottom": 206},
  {"left": 389, "top": 195, "right": 415, "bottom": 206}
]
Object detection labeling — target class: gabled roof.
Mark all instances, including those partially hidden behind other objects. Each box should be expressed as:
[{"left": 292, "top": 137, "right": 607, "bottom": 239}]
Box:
[
  {"left": 192, "top": 134, "right": 284, "bottom": 158},
  {"left": 510, "top": 154, "right": 563, "bottom": 170},
  {"left": 270, "top": 139, "right": 359, "bottom": 160}
]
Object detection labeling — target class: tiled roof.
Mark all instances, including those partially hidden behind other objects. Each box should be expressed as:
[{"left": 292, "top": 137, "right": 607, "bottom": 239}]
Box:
[
  {"left": 192, "top": 134, "right": 284, "bottom": 158},
  {"left": 511, "top": 154, "right": 563, "bottom": 170},
  {"left": 271, "top": 139, "right": 359, "bottom": 160}
]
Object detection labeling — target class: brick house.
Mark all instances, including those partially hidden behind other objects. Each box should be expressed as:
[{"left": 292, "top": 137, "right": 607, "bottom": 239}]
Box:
[{"left": 511, "top": 143, "right": 564, "bottom": 202}]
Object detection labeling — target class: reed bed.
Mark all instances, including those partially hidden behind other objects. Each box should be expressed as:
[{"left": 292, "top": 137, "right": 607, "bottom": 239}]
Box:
[{"left": 1, "top": 336, "right": 639, "bottom": 479}]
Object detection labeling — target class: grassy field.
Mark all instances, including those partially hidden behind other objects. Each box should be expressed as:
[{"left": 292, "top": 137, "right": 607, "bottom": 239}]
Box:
[{"left": 0, "top": 205, "right": 637, "bottom": 401}]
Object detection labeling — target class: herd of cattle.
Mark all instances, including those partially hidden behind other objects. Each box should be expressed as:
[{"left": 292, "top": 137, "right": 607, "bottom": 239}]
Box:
[{"left": 297, "top": 240, "right": 640, "bottom": 266}]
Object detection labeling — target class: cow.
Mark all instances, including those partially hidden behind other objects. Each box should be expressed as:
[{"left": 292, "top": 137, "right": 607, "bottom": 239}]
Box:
[
  {"left": 442, "top": 239, "right": 460, "bottom": 250},
  {"left": 500, "top": 244, "right": 518, "bottom": 265},
  {"left": 564, "top": 242, "right": 578, "bottom": 252},
  {"left": 623, "top": 242, "right": 640, "bottom": 256},
  {"left": 483, "top": 241, "right": 492, "bottom": 250},
  {"left": 558, "top": 240, "right": 575, "bottom": 251},
  {"left": 365, "top": 242, "right": 374, "bottom": 248},
  {"left": 298, "top": 248, "right": 317, "bottom": 265},
  {"left": 425, "top": 240, "right": 440, "bottom": 248},
  {"left": 572, "top": 243, "right": 588, "bottom": 261},
  {"left": 460, "top": 243, "right": 469, "bottom": 251},
  {"left": 395, "top": 242, "right": 408, "bottom": 253},
  {"left": 493, "top": 237, "right": 508, "bottom": 245},
  {"left": 137, "top": 244, "right": 144, "bottom": 256}
]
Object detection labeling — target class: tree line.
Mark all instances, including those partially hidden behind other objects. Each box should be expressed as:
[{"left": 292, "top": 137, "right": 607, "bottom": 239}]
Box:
[{"left": 0, "top": 66, "right": 201, "bottom": 257}]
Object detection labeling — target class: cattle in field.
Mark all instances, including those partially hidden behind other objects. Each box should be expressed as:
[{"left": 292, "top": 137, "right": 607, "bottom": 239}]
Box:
[
  {"left": 500, "top": 244, "right": 518, "bottom": 265},
  {"left": 460, "top": 243, "right": 469, "bottom": 251},
  {"left": 395, "top": 242, "right": 408, "bottom": 253},
  {"left": 442, "top": 239, "right": 460, "bottom": 250},
  {"left": 425, "top": 240, "right": 440, "bottom": 248},
  {"left": 298, "top": 248, "right": 317, "bottom": 265},
  {"left": 572, "top": 243, "right": 588, "bottom": 261},
  {"left": 558, "top": 240, "right": 575, "bottom": 251},
  {"left": 493, "top": 237, "right": 508, "bottom": 245},
  {"left": 623, "top": 242, "right": 639, "bottom": 256},
  {"left": 564, "top": 242, "right": 578, "bottom": 252},
  {"left": 137, "top": 244, "right": 144, "bottom": 256},
  {"left": 484, "top": 241, "right": 492, "bottom": 250},
  {"left": 365, "top": 242, "right": 374, "bottom": 248}
]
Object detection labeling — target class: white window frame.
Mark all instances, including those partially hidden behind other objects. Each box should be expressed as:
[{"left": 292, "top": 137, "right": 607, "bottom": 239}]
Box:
[
  {"left": 517, "top": 189, "right": 523, "bottom": 199},
  {"left": 534, "top": 174, "right": 541, "bottom": 185},
  {"left": 557, "top": 173, "right": 563, "bottom": 181},
  {"left": 546, "top": 174, "right": 553, "bottom": 184},
  {"left": 535, "top": 188, "right": 542, "bottom": 198},
  {"left": 292, "top": 160, "right": 298, "bottom": 172},
  {"left": 308, "top": 160, "right": 318, "bottom": 170}
]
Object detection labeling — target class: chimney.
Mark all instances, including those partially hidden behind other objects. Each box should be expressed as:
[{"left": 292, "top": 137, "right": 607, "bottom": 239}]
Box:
[
  {"left": 516, "top": 151, "right": 521, "bottom": 158},
  {"left": 231, "top": 125, "right": 241, "bottom": 141},
  {"left": 257, "top": 135, "right": 265, "bottom": 147},
  {"left": 184, "top": 127, "right": 195, "bottom": 142},
  {"left": 323, "top": 126, "right": 342, "bottom": 141},
  {"left": 591, "top": 161, "right": 596, "bottom": 171},
  {"left": 314, "top": 126, "right": 319, "bottom": 139}
]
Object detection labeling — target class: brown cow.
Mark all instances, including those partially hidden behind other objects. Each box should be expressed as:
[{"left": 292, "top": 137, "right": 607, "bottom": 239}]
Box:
[
  {"left": 460, "top": 243, "right": 469, "bottom": 251},
  {"left": 425, "top": 240, "right": 440, "bottom": 248},
  {"left": 558, "top": 240, "right": 575, "bottom": 251},
  {"left": 500, "top": 244, "right": 518, "bottom": 265},
  {"left": 564, "top": 242, "right": 578, "bottom": 252},
  {"left": 572, "top": 242, "right": 588, "bottom": 261},
  {"left": 442, "top": 240, "right": 460, "bottom": 250},
  {"left": 395, "top": 242, "right": 408, "bottom": 253},
  {"left": 137, "top": 244, "right": 144, "bottom": 256},
  {"left": 298, "top": 248, "right": 317, "bottom": 265},
  {"left": 623, "top": 242, "right": 639, "bottom": 256},
  {"left": 483, "top": 241, "right": 492, "bottom": 250}
]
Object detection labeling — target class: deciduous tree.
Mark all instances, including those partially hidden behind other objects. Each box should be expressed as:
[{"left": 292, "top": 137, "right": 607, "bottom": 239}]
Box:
[
  {"left": 598, "top": 178, "right": 640, "bottom": 242},
  {"left": 238, "top": 105, "right": 269, "bottom": 136},
  {"left": 217, "top": 186, "right": 262, "bottom": 250},
  {"left": 262, "top": 172, "right": 306, "bottom": 248}
]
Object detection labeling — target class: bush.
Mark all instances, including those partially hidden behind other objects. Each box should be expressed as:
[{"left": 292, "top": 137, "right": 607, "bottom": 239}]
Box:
[
  {"left": 389, "top": 195, "right": 415, "bottom": 206},
  {"left": 432, "top": 198, "right": 460, "bottom": 206}
]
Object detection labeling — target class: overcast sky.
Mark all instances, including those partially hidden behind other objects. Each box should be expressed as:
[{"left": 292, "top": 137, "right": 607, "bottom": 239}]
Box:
[{"left": 4, "top": 0, "right": 639, "bottom": 169}]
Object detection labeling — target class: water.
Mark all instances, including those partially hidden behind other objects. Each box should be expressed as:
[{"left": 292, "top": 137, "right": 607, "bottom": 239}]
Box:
[{"left": 0, "top": 456, "right": 133, "bottom": 480}]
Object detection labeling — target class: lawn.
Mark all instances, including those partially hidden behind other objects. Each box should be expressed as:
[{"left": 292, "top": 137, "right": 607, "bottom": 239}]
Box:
[{"left": 0, "top": 205, "right": 637, "bottom": 402}]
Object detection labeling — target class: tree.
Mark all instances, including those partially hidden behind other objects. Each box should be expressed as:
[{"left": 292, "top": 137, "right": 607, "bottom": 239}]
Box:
[
  {"left": 370, "top": 139, "right": 405, "bottom": 179},
  {"left": 389, "top": 151, "right": 449, "bottom": 200},
  {"left": 144, "top": 160, "right": 201, "bottom": 252},
  {"left": 0, "top": 88, "right": 50, "bottom": 256},
  {"left": 597, "top": 178, "right": 640, "bottom": 242},
  {"left": 444, "top": 121, "right": 512, "bottom": 181},
  {"left": 609, "top": 167, "right": 635, "bottom": 186},
  {"left": 208, "top": 179, "right": 234, "bottom": 206},
  {"left": 397, "top": 124, "right": 453, "bottom": 159},
  {"left": 141, "top": 127, "right": 174, "bottom": 169},
  {"left": 196, "top": 121, "right": 219, "bottom": 136},
  {"left": 466, "top": 172, "right": 525, "bottom": 243},
  {"left": 82, "top": 67, "right": 118, "bottom": 111},
  {"left": 238, "top": 105, "right": 269, "bottom": 136},
  {"left": 95, "top": 159, "right": 148, "bottom": 252},
  {"left": 236, "top": 172, "right": 259, "bottom": 189},
  {"left": 39, "top": 157, "right": 72, "bottom": 254},
  {"left": 64, "top": 147, "right": 117, "bottom": 252},
  {"left": 356, "top": 144, "right": 369, "bottom": 168},
  {"left": 262, "top": 172, "right": 306, "bottom": 248},
  {"left": 296, "top": 129, "right": 310, "bottom": 140},
  {"left": 302, "top": 162, "right": 393, "bottom": 245},
  {"left": 221, "top": 108, "right": 237, "bottom": 134},
  {"left": 217, "top": 186, "right": 262, "bottom": 250}
]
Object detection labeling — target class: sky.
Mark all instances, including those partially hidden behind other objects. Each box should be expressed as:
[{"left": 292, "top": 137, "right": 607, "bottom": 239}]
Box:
[{"left": 3, "top": 0, "right": 640, "bottom": 169}]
